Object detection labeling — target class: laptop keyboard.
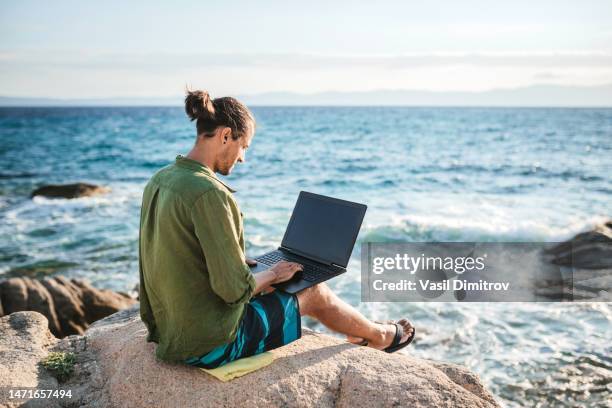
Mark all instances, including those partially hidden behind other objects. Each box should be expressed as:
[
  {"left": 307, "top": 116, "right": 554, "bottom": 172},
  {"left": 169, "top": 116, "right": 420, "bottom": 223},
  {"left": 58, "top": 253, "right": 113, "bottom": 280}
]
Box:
[{"left": 255, "top": 252, "right": 330, "bottom": 282}]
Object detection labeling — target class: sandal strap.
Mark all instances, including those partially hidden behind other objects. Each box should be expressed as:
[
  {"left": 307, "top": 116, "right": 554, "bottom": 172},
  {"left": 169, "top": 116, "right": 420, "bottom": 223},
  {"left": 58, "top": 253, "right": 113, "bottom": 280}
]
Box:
[{"left": 389, "top": 323, "right": 403, "bottom": 349}]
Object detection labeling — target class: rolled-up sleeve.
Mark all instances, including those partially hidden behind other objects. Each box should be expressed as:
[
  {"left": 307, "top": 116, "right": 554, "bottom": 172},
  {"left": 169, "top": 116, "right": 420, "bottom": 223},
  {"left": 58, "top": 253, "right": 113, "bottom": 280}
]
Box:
[{"left": 191, "top": 189, "right": 256, "bottom": 306}]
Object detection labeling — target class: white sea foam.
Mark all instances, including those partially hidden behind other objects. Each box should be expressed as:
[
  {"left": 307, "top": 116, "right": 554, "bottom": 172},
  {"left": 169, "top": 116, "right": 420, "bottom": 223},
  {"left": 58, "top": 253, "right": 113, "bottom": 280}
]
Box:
[
  {"left": 245, "top": 234, "right": 278, "bottom": 251},
  {"left": 363, "top": 209, "right": 609, "bottom": 243}
]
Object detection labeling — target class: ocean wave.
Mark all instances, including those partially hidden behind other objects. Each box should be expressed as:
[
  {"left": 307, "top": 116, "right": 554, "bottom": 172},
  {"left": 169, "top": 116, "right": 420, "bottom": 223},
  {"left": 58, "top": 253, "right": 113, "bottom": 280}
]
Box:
[{"left": 359, "top": 214, "right": 610, "bottom": 243}]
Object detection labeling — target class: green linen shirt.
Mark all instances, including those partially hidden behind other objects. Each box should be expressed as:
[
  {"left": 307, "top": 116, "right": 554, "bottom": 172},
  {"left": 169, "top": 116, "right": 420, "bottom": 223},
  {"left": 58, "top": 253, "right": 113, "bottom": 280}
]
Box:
[{"left": 138, "top": 155, "right": 256, "bottom": 362}]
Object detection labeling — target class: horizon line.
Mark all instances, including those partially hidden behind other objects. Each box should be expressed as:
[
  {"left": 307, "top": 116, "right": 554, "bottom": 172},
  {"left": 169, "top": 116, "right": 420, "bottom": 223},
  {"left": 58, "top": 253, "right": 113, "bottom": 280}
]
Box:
[
  {"left": 1, "top": 105, "right": 611, "bottom": 109},
  {"left": 1, "top": 82, "right": 611, "bottom": 101},
  {"left": 1, "top": 83, "right": 610, "bottom": 108}
]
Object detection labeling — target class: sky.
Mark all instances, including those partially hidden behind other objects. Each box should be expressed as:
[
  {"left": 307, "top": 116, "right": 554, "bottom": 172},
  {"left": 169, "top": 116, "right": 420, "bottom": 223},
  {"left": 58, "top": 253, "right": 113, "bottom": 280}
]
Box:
[{"left": 1, "top": 0, "right": 611, "bottom": 98}]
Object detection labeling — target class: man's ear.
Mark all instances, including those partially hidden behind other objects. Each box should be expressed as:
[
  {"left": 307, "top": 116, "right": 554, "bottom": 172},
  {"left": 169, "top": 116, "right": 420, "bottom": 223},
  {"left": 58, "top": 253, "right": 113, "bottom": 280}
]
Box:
[{"left": 221, "top": 127, "right": 232, "bottom": 144}]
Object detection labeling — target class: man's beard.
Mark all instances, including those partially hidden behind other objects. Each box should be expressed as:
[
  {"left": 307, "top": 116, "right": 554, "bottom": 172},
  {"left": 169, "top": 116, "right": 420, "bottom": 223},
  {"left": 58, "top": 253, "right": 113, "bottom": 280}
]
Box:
[{"left": 219, "top": 162, "right": 233, "bottom": 175}]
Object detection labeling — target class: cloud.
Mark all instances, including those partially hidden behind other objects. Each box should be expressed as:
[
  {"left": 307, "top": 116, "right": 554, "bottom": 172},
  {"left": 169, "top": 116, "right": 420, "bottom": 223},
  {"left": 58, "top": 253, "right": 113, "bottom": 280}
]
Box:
[
  {"left": 532, "top": 72, "right": 563, "bottom": 80},
  {"left": 1, "top": 50, "right": 612, "bottom": 72},
  {"left": 1, "top": 49, "right": 611, "bottom": 97}
]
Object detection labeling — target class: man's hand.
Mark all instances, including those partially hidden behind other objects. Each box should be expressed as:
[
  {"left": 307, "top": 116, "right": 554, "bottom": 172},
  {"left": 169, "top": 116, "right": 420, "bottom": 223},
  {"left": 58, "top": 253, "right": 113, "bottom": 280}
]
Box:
[
  {"left": 269, "top": 261, "right": 303, "bottom": 284},
  {"left": 246, "top": 258, "right": 276, "bottom": 293},
  {"left": 251, "top": 260, "right": 303, "bottom": 294}
]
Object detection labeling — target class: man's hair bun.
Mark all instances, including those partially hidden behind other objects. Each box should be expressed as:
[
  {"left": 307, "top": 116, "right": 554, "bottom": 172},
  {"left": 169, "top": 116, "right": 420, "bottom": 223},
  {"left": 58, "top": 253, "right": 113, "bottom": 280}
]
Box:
[
  {"left": 184, "top": 88, "right": 255, "bottom": 139},
  {"left": 184, "top": 89, "right": 216, "bottom": 122}
]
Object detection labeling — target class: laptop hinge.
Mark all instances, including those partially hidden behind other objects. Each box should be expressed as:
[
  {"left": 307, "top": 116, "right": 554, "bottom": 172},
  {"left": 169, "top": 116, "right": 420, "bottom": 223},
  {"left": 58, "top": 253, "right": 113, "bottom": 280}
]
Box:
[{"left": 279, "top": 246, "right": 332, "bottom": 266}]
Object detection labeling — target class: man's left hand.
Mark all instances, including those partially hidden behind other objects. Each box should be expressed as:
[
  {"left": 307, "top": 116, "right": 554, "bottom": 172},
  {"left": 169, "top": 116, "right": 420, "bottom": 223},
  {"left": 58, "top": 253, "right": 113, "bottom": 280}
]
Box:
[{"left": 247, "top": 258, "right": 276, "bottom": 294}]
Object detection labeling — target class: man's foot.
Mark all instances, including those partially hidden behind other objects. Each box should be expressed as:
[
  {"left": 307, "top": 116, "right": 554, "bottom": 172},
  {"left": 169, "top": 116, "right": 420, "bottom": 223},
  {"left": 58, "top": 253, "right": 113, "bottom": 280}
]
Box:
[{"left": 347, "top": 319, "right": 414, "bottom": 350}]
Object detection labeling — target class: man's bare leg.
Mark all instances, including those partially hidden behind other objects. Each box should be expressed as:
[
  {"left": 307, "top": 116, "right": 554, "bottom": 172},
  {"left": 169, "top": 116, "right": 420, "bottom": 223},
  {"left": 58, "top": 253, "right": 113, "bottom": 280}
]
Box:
[{"left": 296, "top": 283, "right": 414, "bottom": 350}]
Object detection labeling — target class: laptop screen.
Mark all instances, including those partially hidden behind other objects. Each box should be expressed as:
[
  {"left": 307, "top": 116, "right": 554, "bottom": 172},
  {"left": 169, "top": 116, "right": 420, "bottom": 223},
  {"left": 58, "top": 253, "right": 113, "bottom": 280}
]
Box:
[{"left": 281, "top": 191, "right": 367, "bottom": 268}]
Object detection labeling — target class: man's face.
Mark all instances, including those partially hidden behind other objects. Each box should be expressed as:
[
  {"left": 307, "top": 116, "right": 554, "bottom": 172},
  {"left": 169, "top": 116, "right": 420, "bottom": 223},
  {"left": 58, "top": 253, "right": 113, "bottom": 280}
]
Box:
[{"left": 217, "top": 124, "right": 254, "bottom": 176}]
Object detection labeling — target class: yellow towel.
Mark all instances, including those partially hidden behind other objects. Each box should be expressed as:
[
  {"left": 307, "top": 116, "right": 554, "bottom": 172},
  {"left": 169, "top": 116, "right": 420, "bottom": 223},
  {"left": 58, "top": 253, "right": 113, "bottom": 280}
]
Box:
[{"left": 199, "top": 352, "right": 275, "bottom": 382}]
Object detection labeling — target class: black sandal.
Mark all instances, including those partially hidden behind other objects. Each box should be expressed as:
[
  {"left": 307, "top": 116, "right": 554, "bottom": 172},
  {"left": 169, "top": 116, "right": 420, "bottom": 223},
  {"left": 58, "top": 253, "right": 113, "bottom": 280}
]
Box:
[
  {"left": 383, "top": 321, "right": 416, "bottom": 353},
  {"left": 353, "top": 320, "right": 416, "bottom": 352}
]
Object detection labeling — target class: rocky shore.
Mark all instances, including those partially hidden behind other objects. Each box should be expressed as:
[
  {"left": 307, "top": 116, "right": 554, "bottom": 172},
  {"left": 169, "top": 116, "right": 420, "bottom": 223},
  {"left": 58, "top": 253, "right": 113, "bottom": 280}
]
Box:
[
  {"left": 0, "top": 276, "right": 136, "bottom": 338},
  {"left": 0, "top": 306, "right": 500, "bottom": 408}
]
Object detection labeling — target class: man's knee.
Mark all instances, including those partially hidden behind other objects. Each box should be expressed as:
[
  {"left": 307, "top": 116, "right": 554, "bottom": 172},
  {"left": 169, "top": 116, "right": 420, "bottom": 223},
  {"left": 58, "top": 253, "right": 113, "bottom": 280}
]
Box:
[
  {"left": 305, "top": 282, "right": 332, "bottom": 300},
  {"left": 297, "top": 283, "right": 332, "bottom": 316}
]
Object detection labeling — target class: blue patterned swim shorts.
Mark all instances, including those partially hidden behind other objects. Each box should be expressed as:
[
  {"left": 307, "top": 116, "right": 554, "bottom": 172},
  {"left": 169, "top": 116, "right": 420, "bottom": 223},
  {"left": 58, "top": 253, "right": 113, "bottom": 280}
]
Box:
[{"left": 185, "top": 290, "right": 301, "bottom": 369}]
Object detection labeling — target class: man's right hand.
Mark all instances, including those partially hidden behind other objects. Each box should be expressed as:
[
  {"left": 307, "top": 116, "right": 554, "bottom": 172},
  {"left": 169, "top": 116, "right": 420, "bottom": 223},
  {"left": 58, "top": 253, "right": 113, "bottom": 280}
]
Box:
[{"left": 269, "top": 261, "right": 303, "bottom": 283}]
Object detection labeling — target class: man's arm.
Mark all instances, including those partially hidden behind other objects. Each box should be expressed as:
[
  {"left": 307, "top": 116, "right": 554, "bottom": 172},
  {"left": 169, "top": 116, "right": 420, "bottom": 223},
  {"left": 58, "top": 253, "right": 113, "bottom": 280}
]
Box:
[{"left": 191, "top": 190, "right": 256, "bottom": 306}]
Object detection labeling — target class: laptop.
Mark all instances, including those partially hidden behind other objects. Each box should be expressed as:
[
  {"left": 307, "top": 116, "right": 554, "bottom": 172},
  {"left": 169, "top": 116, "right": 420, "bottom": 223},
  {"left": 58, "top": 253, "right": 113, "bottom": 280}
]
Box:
[{"left": 249, "top": 191, "right": 367, "bottom": 294}]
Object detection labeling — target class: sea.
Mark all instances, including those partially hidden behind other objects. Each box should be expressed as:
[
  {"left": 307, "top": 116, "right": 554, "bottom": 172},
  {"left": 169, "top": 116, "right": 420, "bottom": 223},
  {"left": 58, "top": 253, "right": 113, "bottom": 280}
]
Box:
[{"left": 1, "top": 106, "right": 611, "bottom": 407}]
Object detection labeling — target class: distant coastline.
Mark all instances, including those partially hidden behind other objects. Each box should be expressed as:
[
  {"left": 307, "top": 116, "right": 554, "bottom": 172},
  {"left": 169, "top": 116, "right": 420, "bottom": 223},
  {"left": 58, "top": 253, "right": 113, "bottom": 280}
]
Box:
[{"left": 1, "top": 83, "right": 611, "bottom": 107}]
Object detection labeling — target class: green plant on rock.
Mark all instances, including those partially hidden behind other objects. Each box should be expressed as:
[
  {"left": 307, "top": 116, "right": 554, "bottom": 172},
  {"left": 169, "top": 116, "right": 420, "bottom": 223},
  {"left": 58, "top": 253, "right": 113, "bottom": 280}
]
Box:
[{"left": 41, "top": 352, "right": 76, "bottom": 382}]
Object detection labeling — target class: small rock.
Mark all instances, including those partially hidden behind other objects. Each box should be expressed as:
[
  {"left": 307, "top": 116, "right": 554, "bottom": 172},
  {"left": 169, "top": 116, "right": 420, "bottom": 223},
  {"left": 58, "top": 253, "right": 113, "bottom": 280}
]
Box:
[{"left": 30, "top": 183, "right": 110, "bottom": 199}]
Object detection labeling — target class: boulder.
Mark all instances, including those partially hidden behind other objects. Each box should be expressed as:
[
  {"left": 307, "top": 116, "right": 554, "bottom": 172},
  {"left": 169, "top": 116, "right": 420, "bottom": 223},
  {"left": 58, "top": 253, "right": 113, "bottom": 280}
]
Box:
[
  {"left": 545, "top": 220, "right": 612, "bottom": 269},
  {"left": 0, "top": 276, "right": 137, "bottom": 338},
  {"left": 0, "top": 311, "right": 59, "bottom": 408},
  {"left": 47, "top": 306, "right": 498, "bottom": 408},
  {"left": 30, "top": 183, "right": 110, "bottom": 199},
  {"left": 0, "top": 307, "right": 500, "bottom": 407},
  {"left": 543, "top": 220, "right": 612, "bottom": 300}
]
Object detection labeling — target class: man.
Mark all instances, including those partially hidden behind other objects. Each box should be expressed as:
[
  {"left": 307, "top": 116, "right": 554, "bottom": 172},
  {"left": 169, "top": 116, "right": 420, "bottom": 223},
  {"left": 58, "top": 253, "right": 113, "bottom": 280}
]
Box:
[{"left": 138, "top": 90, "right": 414, "bottom": 368}]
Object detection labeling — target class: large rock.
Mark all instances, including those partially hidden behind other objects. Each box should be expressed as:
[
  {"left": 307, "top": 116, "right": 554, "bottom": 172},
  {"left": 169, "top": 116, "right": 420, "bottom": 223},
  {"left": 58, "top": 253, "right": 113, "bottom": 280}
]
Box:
[
  {"left": 30, "top": 183, "right": 110, "bottom": 199},
  {"left": 47, "top": 306, "right": 498, "bottom": 408},
  {"left": 0, "top": 307, "right": 500, "bottom": 407},
  {"left": 0, "top": 311, "right": 59, "bottom": 408},
  {"left": 0, "top": 276, "right": 137, "bottom": 338},
  {"left": 543, "top": 220, "right": 612, "bottom": 300},
  {"left": 545, "top": 220, "right": 612, "bottom": 269}
]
